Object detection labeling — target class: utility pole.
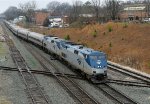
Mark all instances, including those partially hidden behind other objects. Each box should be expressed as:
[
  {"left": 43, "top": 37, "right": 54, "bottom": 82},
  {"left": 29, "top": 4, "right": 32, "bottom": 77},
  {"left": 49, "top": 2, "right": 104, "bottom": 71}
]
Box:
[{"left": 147, "top": 0, "right": 150, "bottom": 17}]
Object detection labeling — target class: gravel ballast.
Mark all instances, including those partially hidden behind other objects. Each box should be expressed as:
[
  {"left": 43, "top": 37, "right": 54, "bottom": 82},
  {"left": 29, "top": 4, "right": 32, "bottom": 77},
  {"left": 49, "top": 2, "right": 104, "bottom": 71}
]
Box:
[
  {"left": 35, "top": 74, "right": 76, "bottom": 104},
  {"left": 0, "top": 71, "right": 28, "bottom": 104},
  {"left": 110, "top": 83, "right": 150, "bottom": 104}
]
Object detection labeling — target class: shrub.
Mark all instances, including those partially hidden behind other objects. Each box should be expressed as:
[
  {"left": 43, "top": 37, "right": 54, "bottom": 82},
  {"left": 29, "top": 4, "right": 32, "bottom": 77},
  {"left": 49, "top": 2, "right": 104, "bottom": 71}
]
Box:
[
  {"left": 92, "top": 29, "right": 97, "bottom": 37},
  {"left": 64, "top": 35, "right": 70, "bottom": 40},
  {"left": 109, "top": 42, "right": 112, "bottom": 48},
  {"left": 108, "top": 26, "right": 113, "bottom": 32},
  {"left": 148, "top": 62, "right": 150, "bottom": 68},
  {"left": 103, "top": 32, "right": 106, "bottom": 35},
  {"left": 123, "top": 23, "right": 128, "bottom": 28},
  {"left": 99, "top": 46, "right": 103, "bottom": 49},
  {"left": 82, "top": 42, "right": 88, "bottom": 47}
]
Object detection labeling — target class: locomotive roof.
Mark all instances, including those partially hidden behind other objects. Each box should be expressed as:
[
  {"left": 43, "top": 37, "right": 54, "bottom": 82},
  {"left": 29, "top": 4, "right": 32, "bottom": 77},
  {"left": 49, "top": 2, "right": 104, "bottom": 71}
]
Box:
[
  {"left": 18, "top": 28, "right": 30, "bottom": 33},
  {"left": 62, "top": 41, "right": 103, "bottom": 55},
  {"left": 29, "top": 32, "right": 44, "bottom": 40},
  {"left": 43, "top": 35, "right": 104, "bottom": 55},
  {"left": 44, "top": 36, "right": 65, "bottom": 42}
]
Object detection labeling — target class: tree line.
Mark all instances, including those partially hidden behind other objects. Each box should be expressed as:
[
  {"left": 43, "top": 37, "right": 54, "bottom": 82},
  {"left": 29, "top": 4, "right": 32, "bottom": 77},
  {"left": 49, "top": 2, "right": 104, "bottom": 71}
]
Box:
[{"left": 3, "top": 0, "right": 150, "bottom": 23}]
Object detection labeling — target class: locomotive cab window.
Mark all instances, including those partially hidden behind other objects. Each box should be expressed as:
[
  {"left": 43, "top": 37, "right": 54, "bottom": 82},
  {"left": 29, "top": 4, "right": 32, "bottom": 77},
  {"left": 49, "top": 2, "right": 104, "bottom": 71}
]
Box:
[
  {"left": 44, "top": 43, "right": 46, "bottom": 46},
  {"left": 83, "top": 54, "right": 87, "bottom": 59},
  {"left": 74, "top": 50, "right": 78, "bottom": 55},
  {"left": 51, "top": 40, "right": 54, "bottom": 43}
]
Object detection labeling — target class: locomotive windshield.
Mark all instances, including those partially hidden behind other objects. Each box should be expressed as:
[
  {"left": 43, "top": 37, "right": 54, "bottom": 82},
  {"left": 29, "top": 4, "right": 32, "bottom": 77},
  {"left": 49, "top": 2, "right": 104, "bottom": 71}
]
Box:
[
  {"left": 86, "top": 53, "right": 107, "bottom": 69},
  {"left": 89, "top": 55, "right": 105, "bottom": 61}
]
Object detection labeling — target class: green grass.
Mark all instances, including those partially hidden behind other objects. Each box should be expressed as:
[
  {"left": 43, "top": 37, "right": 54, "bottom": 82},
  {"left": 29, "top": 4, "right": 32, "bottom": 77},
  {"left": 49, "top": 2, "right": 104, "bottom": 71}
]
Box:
[
  {"left": 108, "top": 26, "right": 113, "bottom": 32},
  {"left": 0, "top": 42, "right": 6, "bottom": 55},
  {"left": 148, "top": 62, "right": 150, "bottom": 68},
  {"left": 64, "top": 35, "right": 70, "bottom": 40},
  {"left": 92, "top": 29, "right": 97, "bottom": 37},
  {"left": 109, "top": 42, "right": 112, "bottom": 48},
  {"left": 123, "top": 23, "right": 128, "bottom": 28}
]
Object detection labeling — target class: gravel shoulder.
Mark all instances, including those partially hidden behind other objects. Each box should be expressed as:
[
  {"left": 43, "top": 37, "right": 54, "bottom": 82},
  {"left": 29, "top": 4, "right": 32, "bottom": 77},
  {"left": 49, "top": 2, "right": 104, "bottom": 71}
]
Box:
[
  {"left": 35, "top": 74, "right": 76, "bottom": 104},
  {"left": 0, "top": 24, "right": 29, "bottom": 104},
  {"left": 0, "top": 26, "right": 15, "bottom": 67},
  {"left": 110, "top": 83, "right": 150, "bottom": 104},
  {"left": 0, "top": 71, "right": 28, "bottom": 104},
  {"left": 3, "top": 25, "right": 43, "bottom": 70}
]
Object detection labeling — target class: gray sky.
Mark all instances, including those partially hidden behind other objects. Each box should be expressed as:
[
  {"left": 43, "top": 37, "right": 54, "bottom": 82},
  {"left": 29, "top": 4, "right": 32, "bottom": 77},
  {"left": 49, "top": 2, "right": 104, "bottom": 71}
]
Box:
[{"left": 0, "top": 0, "right": 89, "bottom": 13}]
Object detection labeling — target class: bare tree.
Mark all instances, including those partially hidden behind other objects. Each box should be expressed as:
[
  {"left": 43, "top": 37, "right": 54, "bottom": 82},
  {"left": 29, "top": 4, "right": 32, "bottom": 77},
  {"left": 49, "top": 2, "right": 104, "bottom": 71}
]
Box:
[
  {"left": 19, "top": 1, "right": 37, "bottom": 22},
  {"left": 82, "top": 1, "right": 93, "bottom": 14},
  {"left": 132, "top": 0, "right": 140, "bottom": 3},
  {"left": 91, "top": 0, "right": 101, "bottom": 19},
  {"left": 54, "top": 3, "right": 72, "bottom": 16},
  {"left": 47, "top": 1, "right": 60, "bottom": 15},
  {"left": 4, "top": 6, "right": 23, "bottom": 20},
  {"left": 145, "top": 0, "right": 150, "bottom": 17},
  {"left": 105, "top": 0, "right": 120, "bottom": 20},
  {"left": 71, "top": 0, "right": 83, "bottom": 21}
]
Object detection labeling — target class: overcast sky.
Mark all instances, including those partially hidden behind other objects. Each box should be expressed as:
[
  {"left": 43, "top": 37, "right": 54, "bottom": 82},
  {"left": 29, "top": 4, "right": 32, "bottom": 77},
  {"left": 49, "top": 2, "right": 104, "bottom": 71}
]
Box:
[
  {"left": 0, "top": 0, "right": 127, "bottom": 14},
  {"left": 0, "top": 0, "right": 89, "bottom": 13}
]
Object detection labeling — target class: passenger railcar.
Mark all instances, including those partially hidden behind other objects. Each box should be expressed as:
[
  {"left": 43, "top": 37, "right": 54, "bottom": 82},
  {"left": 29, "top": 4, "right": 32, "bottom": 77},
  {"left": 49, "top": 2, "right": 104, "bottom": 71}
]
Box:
[
  {"left": 18, "top": 28, "right": 29, "bottom": 40},
  {"left": 28, "top": 32, "right": 44, "bottom": 46}
]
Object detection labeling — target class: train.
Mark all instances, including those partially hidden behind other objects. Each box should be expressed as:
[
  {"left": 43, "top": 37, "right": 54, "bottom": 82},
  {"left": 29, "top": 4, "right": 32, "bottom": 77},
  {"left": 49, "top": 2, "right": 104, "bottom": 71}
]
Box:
[{"left": 4, "top": 21, "right": 107, "bottom": 81}]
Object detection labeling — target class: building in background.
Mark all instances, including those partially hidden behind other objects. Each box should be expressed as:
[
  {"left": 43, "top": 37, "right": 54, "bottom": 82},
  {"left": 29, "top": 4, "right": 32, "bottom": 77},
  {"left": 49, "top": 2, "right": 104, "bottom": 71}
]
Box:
[
  {"left": 13, "top": 16, "right": 26, "bottom": 24},
  {"left": 35, "top": 11, "right": 49, "bottom": 26},
  {"left": 120, "top": 3, "right": 148, "bottom": 21},
  {"left": 48, "top": 16, "right": 69, "bottom": 28}
]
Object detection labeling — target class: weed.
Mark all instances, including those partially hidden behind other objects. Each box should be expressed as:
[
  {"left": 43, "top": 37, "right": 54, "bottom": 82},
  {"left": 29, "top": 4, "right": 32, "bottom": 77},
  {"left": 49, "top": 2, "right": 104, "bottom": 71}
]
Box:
[
  {"left": 148, "top": 62, "right": 150, "bottom": 68},
  {"left": 99, "top": 46, "right": 103, "bottom": 49},
  {"left": 92, "top": 29, "right": 97, "bottom": 37},
  {"left": 64, "top": 34, "right": 70, "bottom": 40},
  {"left": 108, "top": 26, "right": 113, "bottom": 32},
  {"left": 109, "top": 42, "right": 112, "bottom": 48},
  {"left": 123, "top": 23, "right": 128, "bottom": 28},
  {"left": 103, "top": 32, "right": 106, "bottom": 35},
  {"left": 82, "top": 42, "right": 88, "bottom": 47}
]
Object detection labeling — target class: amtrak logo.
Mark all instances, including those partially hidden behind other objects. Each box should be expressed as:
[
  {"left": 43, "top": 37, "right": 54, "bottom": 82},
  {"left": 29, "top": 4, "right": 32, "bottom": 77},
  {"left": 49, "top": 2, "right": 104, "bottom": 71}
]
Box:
[{"left": 97, "top": 60, "right": 101, "bottom": 64}]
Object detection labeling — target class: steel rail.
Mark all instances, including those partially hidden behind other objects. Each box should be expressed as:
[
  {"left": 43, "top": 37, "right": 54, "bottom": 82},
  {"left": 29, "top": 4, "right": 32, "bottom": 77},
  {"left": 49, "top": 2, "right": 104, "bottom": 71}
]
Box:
[
  {"left": 2, "top": 23, "right": 51, "bottom": 104},
  {"left": 108, "top": 64, "right": 150, "bottom": 84},
  {"left": 96, "top": 84, "right": 139, "bottom": 104},
  {"left": 106, "top": 79, "right": 150, "bottom": 88}
]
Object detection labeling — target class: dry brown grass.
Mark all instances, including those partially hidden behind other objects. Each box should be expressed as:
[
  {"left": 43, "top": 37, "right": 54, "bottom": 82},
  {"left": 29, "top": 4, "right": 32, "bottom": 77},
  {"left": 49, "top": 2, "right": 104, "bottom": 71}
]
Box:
[{"left": 28, "top": 22, "right": 150, "bottom": 74}]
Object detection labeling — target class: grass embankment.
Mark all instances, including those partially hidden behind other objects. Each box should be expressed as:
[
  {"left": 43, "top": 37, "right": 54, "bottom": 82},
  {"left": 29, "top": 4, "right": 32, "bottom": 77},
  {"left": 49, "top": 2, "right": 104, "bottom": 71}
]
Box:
[{"left": 21, "top": 22, "right": 150, "bottom": 74}]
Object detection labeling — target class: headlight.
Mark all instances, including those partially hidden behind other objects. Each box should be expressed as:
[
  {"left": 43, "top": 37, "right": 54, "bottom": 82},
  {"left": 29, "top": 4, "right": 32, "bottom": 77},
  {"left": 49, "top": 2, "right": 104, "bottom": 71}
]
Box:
[{"left": 98, "top": 66, "right": 101, "bottom": 68}]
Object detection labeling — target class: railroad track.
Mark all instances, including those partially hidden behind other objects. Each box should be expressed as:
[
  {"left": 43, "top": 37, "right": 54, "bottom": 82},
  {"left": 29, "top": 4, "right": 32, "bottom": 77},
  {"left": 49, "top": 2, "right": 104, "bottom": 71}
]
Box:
[
  {"left": 2, "top": 23, "right": 51, "bottom": 104},
  {"left": 108, "top": 63, "right": 150, "bottom": 84},
  {"left": 107, "top": 79, "right": 150, "bottom": 87},
  {"left": 4, "top": 22, "right": 140, "bottom": 104},
  {"left": 23, "top": 39, "right": 140, "bottom": 104},
  {"left": 96, "top": 84, "right": 138, "bottom": 104},
  {"left": 23, "top": 41, "right": 99, "bottom": 104}
]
